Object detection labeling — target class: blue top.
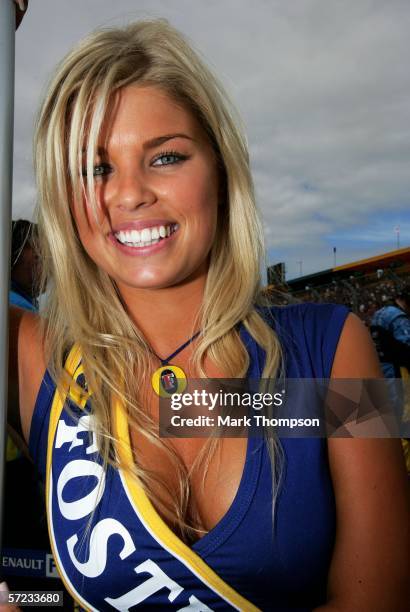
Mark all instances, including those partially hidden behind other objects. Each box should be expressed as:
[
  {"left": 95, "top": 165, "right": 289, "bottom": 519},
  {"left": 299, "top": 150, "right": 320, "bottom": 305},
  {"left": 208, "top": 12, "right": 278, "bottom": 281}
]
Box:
[
  {"left": 29, "top": 303, "right": 349, "bottom": 611},
  {"left": 9, "top": 282, "right": 37, "bottom": 312}
]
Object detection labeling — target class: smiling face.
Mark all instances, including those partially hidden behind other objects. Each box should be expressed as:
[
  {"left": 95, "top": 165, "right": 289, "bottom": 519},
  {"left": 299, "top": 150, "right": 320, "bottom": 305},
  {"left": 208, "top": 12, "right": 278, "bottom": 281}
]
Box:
[{"left": 71, "top": 85, "right": 220, "bottom": 300}]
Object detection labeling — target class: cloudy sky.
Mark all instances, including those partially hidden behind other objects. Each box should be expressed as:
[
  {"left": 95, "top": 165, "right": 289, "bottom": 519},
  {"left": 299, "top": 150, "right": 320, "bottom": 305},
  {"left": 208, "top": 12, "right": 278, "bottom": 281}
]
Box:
[{"left": 13, "top": 0, "right": 410, "bottom": 280}]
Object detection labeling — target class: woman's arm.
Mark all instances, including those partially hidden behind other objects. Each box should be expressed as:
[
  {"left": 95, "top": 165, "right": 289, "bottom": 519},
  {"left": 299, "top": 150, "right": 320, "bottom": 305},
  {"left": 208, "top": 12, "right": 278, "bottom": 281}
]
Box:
[
  {"left": 8, "top": 307, "right": 46, "bottom": 445},
  {"left": 316, "top": 313, "right": 410, "bottom": 612}
]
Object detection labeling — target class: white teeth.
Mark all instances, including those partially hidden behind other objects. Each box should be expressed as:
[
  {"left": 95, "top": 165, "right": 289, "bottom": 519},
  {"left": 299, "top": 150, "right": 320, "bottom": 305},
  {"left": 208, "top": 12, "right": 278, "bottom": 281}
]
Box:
[
  {"left": 115, "top": 223, "right": 177, "bottom": 247},
  {"left": 141, "top": 228, "right": 151, "bottom": 242}
]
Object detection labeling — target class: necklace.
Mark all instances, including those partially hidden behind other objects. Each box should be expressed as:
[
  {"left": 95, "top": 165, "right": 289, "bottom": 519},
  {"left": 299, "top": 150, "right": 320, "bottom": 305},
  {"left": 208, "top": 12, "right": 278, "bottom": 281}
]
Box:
[{"left": 151, "top": 330, "right": 200, "bottom": 397}]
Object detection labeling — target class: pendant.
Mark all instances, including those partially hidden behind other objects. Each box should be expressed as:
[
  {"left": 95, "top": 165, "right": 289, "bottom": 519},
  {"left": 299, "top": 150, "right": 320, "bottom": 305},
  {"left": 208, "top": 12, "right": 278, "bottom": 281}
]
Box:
[{"left": 151, "top": 364, "right": 187, "bottom": 397}]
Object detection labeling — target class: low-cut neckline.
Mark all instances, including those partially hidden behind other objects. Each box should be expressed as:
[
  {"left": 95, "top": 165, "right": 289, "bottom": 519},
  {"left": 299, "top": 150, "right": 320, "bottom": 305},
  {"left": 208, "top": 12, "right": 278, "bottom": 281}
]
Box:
[{"left": 114, "top": 401, "right": 263, "bottom": 555}]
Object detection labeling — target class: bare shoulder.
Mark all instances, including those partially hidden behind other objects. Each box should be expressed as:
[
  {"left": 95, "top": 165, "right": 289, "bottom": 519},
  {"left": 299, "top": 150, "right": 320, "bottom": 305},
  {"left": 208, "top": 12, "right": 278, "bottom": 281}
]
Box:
[
  {"left": 323, "top": 312, "right": 410, "bottom": 609},
  {"left": 331, "top": 312, "right": 381, "bottom": 378},
  {"left": 17, "top": 310, "right": 47, "bottom": 444}
]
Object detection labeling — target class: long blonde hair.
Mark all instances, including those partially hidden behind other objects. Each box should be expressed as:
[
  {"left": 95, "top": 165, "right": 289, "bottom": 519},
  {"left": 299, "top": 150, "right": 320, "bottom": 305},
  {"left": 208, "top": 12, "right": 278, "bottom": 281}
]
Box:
[{"left": 34, "top": 19, "right": 283, "bottom": 541}]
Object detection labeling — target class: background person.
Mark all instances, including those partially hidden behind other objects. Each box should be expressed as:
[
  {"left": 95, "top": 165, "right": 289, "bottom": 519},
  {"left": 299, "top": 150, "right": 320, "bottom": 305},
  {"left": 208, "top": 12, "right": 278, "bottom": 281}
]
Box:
[
  {"left": 3, "top": 218, "right": 70, "bottom": 605},
  {"left": 370, "top": 286, "right": 410, "bottom": 379},
  {"left": 9, "top": 219, "right": 39, "bottom": 312},
  {"left": 371, "top": 286, "right": 410, "bottom": 468}
]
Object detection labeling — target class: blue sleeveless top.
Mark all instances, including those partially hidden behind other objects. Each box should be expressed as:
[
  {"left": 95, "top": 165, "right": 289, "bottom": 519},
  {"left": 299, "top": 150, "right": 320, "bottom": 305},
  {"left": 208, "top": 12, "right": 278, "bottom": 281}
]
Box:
[{"left": 29, "top": 303, "right": 349, "bottom": 611}]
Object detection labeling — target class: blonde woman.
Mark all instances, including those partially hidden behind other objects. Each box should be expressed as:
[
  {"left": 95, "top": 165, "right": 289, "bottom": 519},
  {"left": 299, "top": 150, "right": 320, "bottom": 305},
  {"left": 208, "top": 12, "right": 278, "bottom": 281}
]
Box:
[{"left": 8, "top": 20, "right": 409, "bottom": 611}]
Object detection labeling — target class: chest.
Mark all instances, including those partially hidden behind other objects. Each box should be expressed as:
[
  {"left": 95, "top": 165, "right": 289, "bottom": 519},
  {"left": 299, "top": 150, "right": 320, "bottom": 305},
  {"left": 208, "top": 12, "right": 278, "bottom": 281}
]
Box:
[
  {"left": 130, "top": 427, "right": 247, "bottom": 537},
  {"left": 131, "top": 359, "right": 248, "bottom": 539}
]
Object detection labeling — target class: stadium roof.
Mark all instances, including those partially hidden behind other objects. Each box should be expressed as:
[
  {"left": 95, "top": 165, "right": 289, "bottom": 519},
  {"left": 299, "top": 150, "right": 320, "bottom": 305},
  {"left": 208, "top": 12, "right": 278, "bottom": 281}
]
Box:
[
  {"left": 286, "top": 246, "right": 410, "bottom": 291},
  {"left": 333, "top": 246, "right": 410, "bottom": 273}
]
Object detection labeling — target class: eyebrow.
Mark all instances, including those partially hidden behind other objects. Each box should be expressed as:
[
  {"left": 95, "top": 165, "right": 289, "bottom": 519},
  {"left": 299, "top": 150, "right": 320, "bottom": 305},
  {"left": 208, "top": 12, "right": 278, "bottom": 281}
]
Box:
[
  {"left": 82, "top": 134, "right": 194, "bottom": 157},
  {"left": 143, "top": 133, "right": 194, "bottom": 149}
]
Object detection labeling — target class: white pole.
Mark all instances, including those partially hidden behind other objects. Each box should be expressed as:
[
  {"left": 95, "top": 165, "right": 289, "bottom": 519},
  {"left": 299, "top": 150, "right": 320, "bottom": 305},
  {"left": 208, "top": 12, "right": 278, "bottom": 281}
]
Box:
[
  {"left": 0, "top": 0, "right": 16, "bottom": 558},
  {"left": 395, "top": 226, "right": 400, "bottom": 250}
]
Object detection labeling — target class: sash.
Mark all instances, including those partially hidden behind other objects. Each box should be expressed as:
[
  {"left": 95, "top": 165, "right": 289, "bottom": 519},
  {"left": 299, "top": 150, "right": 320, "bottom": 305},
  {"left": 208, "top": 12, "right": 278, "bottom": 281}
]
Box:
[{"left": 46, "top": 346, "right": 261, "bottom": 611}]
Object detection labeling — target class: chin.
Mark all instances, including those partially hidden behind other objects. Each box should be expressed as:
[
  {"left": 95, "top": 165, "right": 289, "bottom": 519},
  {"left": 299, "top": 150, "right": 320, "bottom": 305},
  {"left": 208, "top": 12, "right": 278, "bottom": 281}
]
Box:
[
  {"left": 113, "top": 261, "right": 204, "bottom": 293},
  {"left": 117, "top": 273, "right": 181, "bottom": 291}
]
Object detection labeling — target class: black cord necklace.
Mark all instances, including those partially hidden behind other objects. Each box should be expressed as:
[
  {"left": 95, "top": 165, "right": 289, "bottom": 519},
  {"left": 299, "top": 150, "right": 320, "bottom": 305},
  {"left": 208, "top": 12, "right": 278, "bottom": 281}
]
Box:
[{"left": 151, "top": 330, "right": 200, "bottom": 397}]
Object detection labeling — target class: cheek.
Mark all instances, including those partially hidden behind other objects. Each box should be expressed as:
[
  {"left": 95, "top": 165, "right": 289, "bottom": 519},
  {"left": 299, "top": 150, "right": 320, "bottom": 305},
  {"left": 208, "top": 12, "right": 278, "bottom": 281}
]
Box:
[
  {"left": 186, "top": 205, "right": 218, "bottom": 260},
  {"left": 183, "top": 166, "right": 219, "bottom": 216},
  {"left": 192, "top": 180, "right": 219, "bottom": 245}
]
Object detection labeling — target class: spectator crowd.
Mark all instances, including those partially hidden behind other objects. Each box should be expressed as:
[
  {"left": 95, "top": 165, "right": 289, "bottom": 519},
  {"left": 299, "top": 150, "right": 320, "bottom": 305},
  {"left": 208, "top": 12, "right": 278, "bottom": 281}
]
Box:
[{"left": 266, "top": 264, "right": 410, "bottom": 326}]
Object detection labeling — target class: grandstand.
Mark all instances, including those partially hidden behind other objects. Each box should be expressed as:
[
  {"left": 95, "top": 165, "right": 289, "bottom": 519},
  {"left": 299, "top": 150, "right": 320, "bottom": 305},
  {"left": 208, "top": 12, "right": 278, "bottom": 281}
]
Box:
[{"left": 265, "top": 247, "right": 410, "bottom": 324}]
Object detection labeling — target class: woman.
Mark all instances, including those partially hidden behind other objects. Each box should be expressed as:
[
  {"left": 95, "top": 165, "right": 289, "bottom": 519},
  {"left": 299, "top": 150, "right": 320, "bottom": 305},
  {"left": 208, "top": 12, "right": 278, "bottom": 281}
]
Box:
[{"left": 9, "top": 19, "right": 409, "bottom": 611}]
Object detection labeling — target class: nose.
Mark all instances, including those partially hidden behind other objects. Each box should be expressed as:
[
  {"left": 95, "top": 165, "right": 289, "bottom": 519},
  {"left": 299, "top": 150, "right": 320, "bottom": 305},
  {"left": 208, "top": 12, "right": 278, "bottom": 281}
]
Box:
[{"left": 105, "top": 170, "right": 157, "bottom": 212}]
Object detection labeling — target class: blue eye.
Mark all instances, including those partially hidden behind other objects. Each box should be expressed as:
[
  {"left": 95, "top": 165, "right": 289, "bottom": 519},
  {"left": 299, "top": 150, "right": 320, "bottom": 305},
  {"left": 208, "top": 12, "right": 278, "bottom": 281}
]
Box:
[
  {"left": 93, "top": 163, "right": 112, "bottom": 177},
  {"left": 82, "top": 163, "right": 112, "bottom": 177},
  {"left": 152, "top": 151, "right": 187, "bottom": 167}
]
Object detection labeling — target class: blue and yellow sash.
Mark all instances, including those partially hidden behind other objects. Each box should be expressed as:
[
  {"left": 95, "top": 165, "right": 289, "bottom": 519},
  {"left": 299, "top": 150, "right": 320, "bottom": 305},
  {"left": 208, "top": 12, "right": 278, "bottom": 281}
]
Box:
[{"left": 46, "top": 346, "right": 260, "bottom": 611}]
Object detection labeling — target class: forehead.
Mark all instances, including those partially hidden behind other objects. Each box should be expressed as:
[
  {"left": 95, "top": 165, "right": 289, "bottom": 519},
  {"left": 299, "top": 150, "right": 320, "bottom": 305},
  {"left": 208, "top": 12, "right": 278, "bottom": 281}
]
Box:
[{"left": 96, "top": 85, "right": 205, "bottom": 147}]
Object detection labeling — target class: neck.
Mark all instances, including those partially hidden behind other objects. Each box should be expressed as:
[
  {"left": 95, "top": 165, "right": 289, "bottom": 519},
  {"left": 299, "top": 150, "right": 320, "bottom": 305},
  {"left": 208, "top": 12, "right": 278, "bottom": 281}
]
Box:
[{"left": 118, "top": 275, "right": 206, "bottom": 357}]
